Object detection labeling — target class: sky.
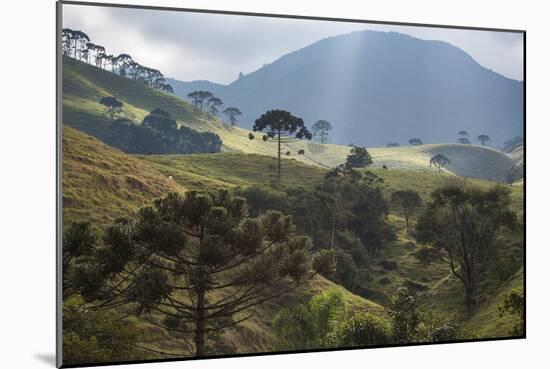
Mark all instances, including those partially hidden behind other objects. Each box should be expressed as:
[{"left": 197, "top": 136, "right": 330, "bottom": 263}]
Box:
[{"left": 63, "top": 4, "right": 524, "bottom": 85}]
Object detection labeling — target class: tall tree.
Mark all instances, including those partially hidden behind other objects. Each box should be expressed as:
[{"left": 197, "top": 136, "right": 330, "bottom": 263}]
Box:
[
  {"left": 429, "top": 153, "right": 450, "bottom": 172},
  {"left": 207, "top": 97, "right": 223, "bottom": 116},
  {"left": 345, "top": 146, "right": 372, "bottom": 168},
  {"left": 94, "top": 45, "right": 106, "bottom": 69},
  {"left": 311, "top": 120, "right": 333, "bottom": 144},
  {"left": 223, "top": 107, "right": 242, "bottom": 126},
  {"left": 250, "top": 110, "right": 312, "bottom": 180},
  {"left": 477, "top": 134, "right": 490, "bottom": 146},
  {"left": 416, "top": 184, "right": 516, "bottom": 316},
  {"left": 390, "top": 190, "right": 422, "bottom": 235},
  {"left": 115, "top": 53, "right": 133, "bottom": 77},
  {"left": 187, "top": 91, "right": 201, "bottom": 108},
  {"left": 62, "top": 28, "right": 74, "bottom": 56},
  {"left": 72, "top": 190, "right": 324, "bottom": 356}
]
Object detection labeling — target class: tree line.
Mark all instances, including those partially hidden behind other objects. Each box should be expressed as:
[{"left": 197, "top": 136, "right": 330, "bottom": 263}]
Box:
[
  {"left": 62, "top": 29, "right": 174, "bottom": 94},
  {"left": 98, "top": 96, "right": 222, "bottom": 154},
  {"left": 108, "top": 108, "right": 222, "bottom": 155},
  {"left": 186, "top": 90, "right": 245, "bottom": 127},
  {"left": 386, "top": 131, "right": 491, "bottom": 148}
]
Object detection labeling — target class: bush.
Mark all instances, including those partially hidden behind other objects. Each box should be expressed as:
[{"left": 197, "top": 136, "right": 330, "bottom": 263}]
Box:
[
  {"left": 499, "top": 288, "right": 525, "bottom": 336},
  {"left": 333, "top": 249, "right": 357, "bottom": 290},
  {"left": 273, "top": 289, "right": 346, "bottom": 350},
  {"left": 388, "top": 287, "right": 420, "bottom": 343},
  {"left": 338, "top": 312, "right": 391, "bottom": 346},
  {"left": 234, "top": 186, "right": 290, "bottom": 217},
  {"left": 417, "top": 311, "right": 462, "bottom": 342},
  {"left": 62, "top": 297, "right": 140, "bottom": 365}
]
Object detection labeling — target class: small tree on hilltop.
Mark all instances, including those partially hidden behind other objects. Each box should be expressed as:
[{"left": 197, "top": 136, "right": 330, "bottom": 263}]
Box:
[
  {"left": 416, "top": 184, "right": 516, "bottom": 317},
  {"left": 429, "top": 153, "right": 450, "bottom": 172},
  {"left": 345, "top": 146, "right": 372, "bottom": 168},
  {"left": 72, "top": 190, "right": 329, "bottom": 357},
  {"left": 409, "top": 138, "right": 423, "bottom": 146},
  {"left": 477, "top": 134, "right": 490, "bottom": 146},
  {"left": 390, "top": 190, "right": 422, "bottom": 235},
  {"left": 249, "top": 109, "right": 312, "bottom": 180},
  {"left": 223, "top": 107, "right": 242, "bottom": 126},
  {"left": 457, "top": 130, "right": 470, "bottom": 144},
  {"left": 387, "top": 142, "right": 400, "bottom": 147},
  {"left": 311, "top": 120, "right": 333, "bottom": 144},
  {"left": 99, "top": 96, "right": 123, "bottom": 120}
]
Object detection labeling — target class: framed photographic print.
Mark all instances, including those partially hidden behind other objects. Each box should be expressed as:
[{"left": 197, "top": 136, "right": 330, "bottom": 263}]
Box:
[{"left": 56, "top": 1, "right": 525, "bottom": 367}]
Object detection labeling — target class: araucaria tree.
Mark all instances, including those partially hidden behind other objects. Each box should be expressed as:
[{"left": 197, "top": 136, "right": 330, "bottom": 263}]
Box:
[
  {"left": 416, "top": 184, "right": 516, "bottom": 316},
  {"left": 250, "top": 109, "right": 312, "bottom": 180},
  {"left": 390, "top": 190, "right": 422, "bottom": 235},
  {"left": 345, "top": 146, "right": 372, "bottom": 168},
  {"left": 429, "top": 153, "right": 450, "bottom": 172},
  {"left": 457, "top": 130, "right": 471, "bottom": 144},
  {"left": 223, "top": 107, "right": 242, "bottom": 126},
  {"left": 207, "top": 97, "right": 223, "bottom": 116},
  {"left": 477, "top": 134, "right": 490, "bottom": 146},
  {"left": 99, "top": 96, "right": 123, "bottom": 119},
  {"left": 72, "top": 190, "right": 320, "bottom": 356},
  {"left": 311, "top": 120, "right": 333, "bottom": 144}
]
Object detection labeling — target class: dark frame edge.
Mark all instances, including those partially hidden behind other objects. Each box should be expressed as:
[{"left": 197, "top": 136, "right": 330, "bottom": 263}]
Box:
[
  {"left": 56, "top": 1, "right": 64, "bottom": 368},
  {"left": 58, "top": 0, "right": 526, "bottom": 34}
]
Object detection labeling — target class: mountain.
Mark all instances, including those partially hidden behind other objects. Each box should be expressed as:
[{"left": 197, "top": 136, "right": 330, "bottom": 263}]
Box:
[{"left": 169, "top": 30, "right": 524, "bottom": 147}]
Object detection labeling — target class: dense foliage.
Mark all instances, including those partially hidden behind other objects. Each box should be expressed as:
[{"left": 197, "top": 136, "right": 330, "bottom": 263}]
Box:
[{"left": 107, "top": 109, "right": 222, "bottom": 154}]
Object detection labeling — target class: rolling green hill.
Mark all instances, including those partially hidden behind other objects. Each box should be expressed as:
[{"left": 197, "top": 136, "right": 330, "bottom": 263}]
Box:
[
  {"left": 62, "top": 127, "right": 381, "bottom": 358},
  {"left": 63, "top": 56, "right": 517, "bottom": 182}
]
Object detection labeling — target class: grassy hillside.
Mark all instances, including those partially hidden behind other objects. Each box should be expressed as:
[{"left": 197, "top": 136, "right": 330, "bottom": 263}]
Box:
[
  {"left": 62, "top": 127, "right": 186, "bottom": 225},
  {"left": 62, "top": 127, "right": 381, "bottom": 357},
  {"left": 63, "top": 56, "right": 516, "bottom": 182}
]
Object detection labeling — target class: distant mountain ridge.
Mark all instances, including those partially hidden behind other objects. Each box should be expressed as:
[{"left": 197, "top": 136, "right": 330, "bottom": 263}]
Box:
[{"left": 169, "top": 30, "right": 524, "bottom": 147}]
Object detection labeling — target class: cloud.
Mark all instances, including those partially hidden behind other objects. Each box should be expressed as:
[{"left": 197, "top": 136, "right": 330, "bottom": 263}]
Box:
[{"left": 62, "top": 4, "right": 523, "bottom": 84}]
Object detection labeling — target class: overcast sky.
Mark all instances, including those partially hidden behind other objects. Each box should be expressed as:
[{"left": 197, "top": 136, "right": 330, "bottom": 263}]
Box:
[{"left": 63, "top": 4, "right": 524, "bottom": 84}]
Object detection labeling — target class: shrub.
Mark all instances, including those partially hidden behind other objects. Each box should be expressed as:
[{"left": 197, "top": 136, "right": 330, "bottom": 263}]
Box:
[{"left": 338, "top": 312, "right": 391, "bottom": 346}]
